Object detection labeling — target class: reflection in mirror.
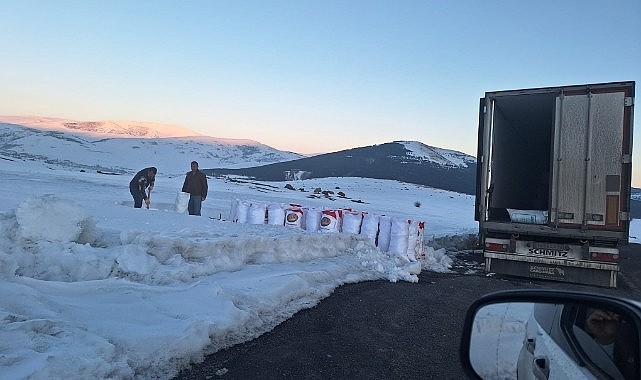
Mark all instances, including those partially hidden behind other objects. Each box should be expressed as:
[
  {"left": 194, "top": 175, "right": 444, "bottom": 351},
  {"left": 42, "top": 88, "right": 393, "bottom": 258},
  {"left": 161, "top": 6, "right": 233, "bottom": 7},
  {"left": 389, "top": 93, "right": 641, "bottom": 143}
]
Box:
[
  {"left": 468, "top": 302, "right": 639, "bottom": 379},
  {"left": 564, "top": 305, "right": 638, "bottom": 380}
]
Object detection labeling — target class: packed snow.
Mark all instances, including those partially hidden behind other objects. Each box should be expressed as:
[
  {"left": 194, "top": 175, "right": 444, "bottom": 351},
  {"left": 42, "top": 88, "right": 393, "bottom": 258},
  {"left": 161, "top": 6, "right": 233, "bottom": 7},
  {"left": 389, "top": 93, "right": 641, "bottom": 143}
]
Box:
[
  {"left": 0, "top": 158, "right": 479, "bottom": 379},
  {"left": 2, "top": 155, "right": 640, "bottom": 379},
  {"left": 396, "top": 140, "right": 475, "bottom": 167}
]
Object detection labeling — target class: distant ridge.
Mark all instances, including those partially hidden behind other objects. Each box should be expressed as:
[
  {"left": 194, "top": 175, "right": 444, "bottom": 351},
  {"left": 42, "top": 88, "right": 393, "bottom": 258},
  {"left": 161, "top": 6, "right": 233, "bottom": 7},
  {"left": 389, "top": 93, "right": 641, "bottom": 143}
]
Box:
[
  {"left": 204, "top": 141, "right": 477, "bottom": 195},
  {"left": 0, "top": 118, "right": 303, "bottom": 175},
  {"left": 0, "top": 115, "right": 203, "bottom": 138},
  {"left": 0, "top": 115, "right": 478, "bottom": 195}
]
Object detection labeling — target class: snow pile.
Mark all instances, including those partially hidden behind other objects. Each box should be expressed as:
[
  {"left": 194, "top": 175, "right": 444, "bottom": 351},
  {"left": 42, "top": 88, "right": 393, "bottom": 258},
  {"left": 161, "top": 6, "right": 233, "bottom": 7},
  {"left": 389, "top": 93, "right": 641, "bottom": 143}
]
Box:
[
  {"left": 0, "top": 194, "right": 422, "bottom": 379},
  {"left": 0, "top": 163, "right": 638, "bottom": 379},
  {"left": 15, "top": 194, "right": 97, "bottom": 243},
  {"left": 417, "top": 246, "right": 453, "bottom": 273}
]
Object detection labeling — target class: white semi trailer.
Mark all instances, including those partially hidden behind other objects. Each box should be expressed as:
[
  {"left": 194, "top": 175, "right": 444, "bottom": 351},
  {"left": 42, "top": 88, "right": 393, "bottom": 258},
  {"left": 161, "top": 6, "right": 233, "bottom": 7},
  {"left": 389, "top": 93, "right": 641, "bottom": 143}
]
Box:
[{"left": 475, "top": 81, "right": 635, "bottom": 287}]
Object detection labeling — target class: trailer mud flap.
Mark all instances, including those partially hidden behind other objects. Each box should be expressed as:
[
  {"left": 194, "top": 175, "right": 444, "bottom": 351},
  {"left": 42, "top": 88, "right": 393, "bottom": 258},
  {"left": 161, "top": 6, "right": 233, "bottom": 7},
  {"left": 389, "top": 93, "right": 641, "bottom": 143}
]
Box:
[{"left": 485, "top": 254, "right": 618, "bottom": 288}]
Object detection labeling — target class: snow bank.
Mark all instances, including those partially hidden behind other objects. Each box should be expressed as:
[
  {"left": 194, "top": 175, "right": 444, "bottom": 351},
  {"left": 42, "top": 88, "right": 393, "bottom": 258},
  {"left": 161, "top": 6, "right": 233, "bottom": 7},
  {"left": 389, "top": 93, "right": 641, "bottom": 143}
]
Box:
[{"left": 0, "top": 195, "right": 422, "bottom": 379}]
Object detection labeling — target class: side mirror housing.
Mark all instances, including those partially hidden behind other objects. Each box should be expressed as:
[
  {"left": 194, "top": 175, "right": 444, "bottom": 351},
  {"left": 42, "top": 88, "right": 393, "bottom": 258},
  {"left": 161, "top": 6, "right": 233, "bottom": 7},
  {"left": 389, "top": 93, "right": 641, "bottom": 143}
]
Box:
[{"left": 460, "top": 290, "right": 641, "bottom": 379}]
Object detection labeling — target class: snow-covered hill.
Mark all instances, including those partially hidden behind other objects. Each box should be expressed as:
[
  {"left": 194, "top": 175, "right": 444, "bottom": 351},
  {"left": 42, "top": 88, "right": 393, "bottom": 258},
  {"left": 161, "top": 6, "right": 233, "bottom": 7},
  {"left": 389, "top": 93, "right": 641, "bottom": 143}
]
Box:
[
  {"left": 395, "top": 140, "right": 475, "bottom": 168},
  {"left": 0, "top": 117, "right": 303, "bottom": 176},
  {"left": 0, "top": 116, "right": 477, "bottom": 192},
  {"left": 208, "top": 141, "right": 478, "bottom": 194},
  {"left": 0, "top": 115, "right": 202, "bottom": 138}
]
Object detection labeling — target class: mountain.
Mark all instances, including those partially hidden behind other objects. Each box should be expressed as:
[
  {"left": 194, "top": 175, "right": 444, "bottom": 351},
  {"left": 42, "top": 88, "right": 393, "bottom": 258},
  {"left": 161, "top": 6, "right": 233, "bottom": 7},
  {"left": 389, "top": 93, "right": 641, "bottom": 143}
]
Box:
[
  {"left": 0, "top": 116, "right": 477, "bottom": 194},
  {"left": 0, "top": 117, "right": 303, "bottom": 176},
  {"left": 204, "top": 141, "right": 477, "bottom": 195},
  {"left": 0, "top": 115, "right": 203, "bottom": 138}
]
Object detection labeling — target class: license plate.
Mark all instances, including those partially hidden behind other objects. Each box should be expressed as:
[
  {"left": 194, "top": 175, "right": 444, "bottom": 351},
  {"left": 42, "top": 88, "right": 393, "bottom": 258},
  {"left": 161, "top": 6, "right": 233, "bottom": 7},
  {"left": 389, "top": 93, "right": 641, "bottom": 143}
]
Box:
[{"left": 532, "top": 242, "right": 570, "bottom": 251}]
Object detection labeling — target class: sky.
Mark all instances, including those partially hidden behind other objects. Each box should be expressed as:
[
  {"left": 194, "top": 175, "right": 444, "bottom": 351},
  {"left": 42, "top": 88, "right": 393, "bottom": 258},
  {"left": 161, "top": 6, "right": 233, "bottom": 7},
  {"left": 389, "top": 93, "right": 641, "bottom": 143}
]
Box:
[{"left": 1, "top": 1, "right": 640, "bottom": 160}]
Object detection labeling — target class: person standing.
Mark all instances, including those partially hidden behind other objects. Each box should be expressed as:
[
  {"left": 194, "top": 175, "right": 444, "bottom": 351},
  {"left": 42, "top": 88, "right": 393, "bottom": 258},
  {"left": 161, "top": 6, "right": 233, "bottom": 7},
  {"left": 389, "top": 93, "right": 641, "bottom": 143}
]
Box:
[
  {"left": 129, "top": 167, "right": 157, "bottom": 209},
  {"left": 182, "top": 161, "right": 208, "bottom": 216}
]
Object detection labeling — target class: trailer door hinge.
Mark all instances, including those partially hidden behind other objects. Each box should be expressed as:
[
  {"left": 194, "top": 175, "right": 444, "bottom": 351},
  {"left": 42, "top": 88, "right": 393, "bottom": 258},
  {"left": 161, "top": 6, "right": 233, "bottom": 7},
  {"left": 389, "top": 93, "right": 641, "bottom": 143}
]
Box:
[
  {"left": 622, "top": 154, "right": 632, "bottom": 164},
  {"left": 625, "top": 97, "right": 634, "bottom": 107}
]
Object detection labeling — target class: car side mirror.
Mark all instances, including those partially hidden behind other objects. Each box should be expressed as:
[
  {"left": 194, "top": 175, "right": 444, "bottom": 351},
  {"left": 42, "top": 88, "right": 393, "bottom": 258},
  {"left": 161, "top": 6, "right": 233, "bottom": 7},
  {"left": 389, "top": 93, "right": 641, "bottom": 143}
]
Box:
[{"left": 460, "top": 290, "right": 641, "bottom": 380}]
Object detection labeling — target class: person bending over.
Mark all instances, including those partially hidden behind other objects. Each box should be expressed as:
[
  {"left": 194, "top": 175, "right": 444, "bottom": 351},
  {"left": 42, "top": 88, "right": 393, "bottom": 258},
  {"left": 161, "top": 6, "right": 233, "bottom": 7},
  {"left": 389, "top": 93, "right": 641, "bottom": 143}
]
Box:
[{"left": 129, "top": 167, "right": 157, "bottom": 209}]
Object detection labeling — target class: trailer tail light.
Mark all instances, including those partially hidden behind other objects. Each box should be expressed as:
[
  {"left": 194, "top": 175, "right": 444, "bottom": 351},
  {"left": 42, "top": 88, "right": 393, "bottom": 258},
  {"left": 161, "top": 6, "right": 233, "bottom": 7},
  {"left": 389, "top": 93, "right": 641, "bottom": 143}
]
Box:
[
  {"left": 485, "top": 242, "right": 508, "bottom": 252},
  {"left": 590, "top": 251, "right": 619, "bottom": 262}
]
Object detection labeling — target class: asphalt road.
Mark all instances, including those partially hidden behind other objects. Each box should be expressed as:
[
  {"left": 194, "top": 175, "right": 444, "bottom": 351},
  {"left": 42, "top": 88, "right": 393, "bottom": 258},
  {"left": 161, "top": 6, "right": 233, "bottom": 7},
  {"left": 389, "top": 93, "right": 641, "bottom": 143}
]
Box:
[{"left": 175, "top": 243, "right": 641, "bottom": 380}]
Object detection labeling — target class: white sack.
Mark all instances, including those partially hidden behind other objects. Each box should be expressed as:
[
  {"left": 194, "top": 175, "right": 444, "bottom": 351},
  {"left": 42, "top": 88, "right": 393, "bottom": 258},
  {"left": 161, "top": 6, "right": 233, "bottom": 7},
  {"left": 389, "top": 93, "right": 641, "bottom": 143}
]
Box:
[
  {"left": 175, "top": 192, "right": 190, "bottom": 213},
  {"left": 341, "top": 211, "right": 363, "bottom": 234},
  {"left": 360, "top": 213, "right": 379, "bottom": 245},
  {"left": 233, "top": 199, "right": 251, "bottom": 223},
  {"left": 229, "top": 199, "right": 238, "bottom": 221},
  {"left": 414, "top": 221, "right": 425, "bottom": 259},
  {"left": 506, "top": 209, "right": 548, "bottom": 224},
  {"left": 304, "top": 208, "right": 322, "bottom": 232},
  {"left": 319, "top": 209, "right": 341, "bottom": 233},
  {"left": 389, "top": 217, "right": 410, "bottom": 257},
  {"left": 377, "top": 216, "right": 392, "bottom": 252},
  {"left": 248, "top": 203, "right": 267, "bottom": 224},
  {"left": 405, "top": 220, "right": 419, "bottom": 262},
  {"left": 285, "top": 207, "right": 304, "bottom": 229},
  {"left": 267, "top": 204, "right": 285, "bottom": 226}
]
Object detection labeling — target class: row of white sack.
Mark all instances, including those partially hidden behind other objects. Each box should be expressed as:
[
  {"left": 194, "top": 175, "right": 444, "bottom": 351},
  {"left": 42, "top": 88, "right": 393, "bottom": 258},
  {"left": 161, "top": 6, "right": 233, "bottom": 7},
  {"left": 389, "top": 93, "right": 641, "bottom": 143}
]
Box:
[{"left": 229, "top": 199, "right": 425, "bottom": 261}]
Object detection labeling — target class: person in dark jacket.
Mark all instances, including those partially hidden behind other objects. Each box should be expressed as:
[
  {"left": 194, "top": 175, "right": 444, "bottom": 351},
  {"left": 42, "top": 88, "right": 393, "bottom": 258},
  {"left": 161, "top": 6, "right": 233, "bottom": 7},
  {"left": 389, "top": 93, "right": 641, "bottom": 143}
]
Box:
[
  {"left": 129, "top": 167, "right": 157, "bottom": 209},
  {"left": 182, "top": 161, "right": 208, "bottom": 216}
]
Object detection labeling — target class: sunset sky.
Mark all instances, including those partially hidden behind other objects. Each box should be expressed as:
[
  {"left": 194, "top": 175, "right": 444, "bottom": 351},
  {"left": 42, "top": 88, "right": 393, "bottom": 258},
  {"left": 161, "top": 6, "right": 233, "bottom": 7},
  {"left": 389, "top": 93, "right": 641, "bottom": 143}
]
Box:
[{"left": 1, "top": 1, "right": 640, "bottom": 181}]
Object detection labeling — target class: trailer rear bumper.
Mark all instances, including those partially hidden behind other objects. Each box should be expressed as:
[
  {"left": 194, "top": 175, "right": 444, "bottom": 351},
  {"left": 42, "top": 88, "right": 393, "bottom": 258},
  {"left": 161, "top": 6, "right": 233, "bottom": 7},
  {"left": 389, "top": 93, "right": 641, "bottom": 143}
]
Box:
[{"left": 484, "top": 251, "right": 618, "bottom": 288}]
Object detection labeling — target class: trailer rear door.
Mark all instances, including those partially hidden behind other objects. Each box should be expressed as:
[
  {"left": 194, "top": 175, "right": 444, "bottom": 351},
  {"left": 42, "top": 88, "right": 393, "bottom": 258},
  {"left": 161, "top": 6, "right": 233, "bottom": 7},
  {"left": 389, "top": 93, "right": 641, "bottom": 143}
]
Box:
[{"left": 550, "top": 90, "right": 628, "bottom": 230}]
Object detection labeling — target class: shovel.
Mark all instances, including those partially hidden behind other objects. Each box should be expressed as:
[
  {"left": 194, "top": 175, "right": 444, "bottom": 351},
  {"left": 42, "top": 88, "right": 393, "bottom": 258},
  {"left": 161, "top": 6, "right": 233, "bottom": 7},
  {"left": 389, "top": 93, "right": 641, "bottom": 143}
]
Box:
[{"left": 146, "top": 187, "right": 152, "bottom": 209}]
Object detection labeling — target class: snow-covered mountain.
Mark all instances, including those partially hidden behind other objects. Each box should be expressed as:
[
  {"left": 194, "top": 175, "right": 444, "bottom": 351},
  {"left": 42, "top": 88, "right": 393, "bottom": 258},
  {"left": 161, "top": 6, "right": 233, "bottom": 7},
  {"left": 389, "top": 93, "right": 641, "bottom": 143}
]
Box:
[
  {"left": 0, "top": 117, "right": 303, "bottom": 176},
  {"left": 394, "top": 140, "right": 475, "bottom": 168},
  {"left": 0, "top": 116, "right": 478, "bottom": 193},
  {"left": 206, "top": 141, "right": 478, "bottom": 194},
  {"left": 0, "top": 115, "right": 203, "bottom": 138}
]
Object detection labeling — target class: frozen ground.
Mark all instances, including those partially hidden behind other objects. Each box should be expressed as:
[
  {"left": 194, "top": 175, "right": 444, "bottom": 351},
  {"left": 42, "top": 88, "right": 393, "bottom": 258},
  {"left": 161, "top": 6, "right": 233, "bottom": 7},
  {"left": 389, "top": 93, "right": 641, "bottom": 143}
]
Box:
[{"left": 0, "top": 161, "right": 479, "bottom": 379}]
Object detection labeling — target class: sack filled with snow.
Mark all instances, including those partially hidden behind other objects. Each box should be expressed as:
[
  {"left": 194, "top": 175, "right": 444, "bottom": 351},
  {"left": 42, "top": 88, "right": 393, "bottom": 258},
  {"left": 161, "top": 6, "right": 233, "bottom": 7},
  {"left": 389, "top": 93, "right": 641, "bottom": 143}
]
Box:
[
  {"left": 16, "top": 195, "right": 95, "bottom": 243},
  {"left": 267, "top": 203, "right": 285, "bottom": 226},
  {"left": 228, "top": 199, "right": 239, "bottom": 221},
  {"left": 388, "top": 217, "right": 410, "bottom": 257},
  {"left": 231, "top": 199, "right": 251, "bottom": 223},
  {"left": 414, "top": 221, "right": 425, "bottom": 259},
  {"left": 360, "top": 212, "right": 379, "bottom": 245},
  {"left": 285, "top": 205, "right": 304, "bottom": 229},
  {"left": 377, "top": 215, "right": 392, "bottom": 252},
  {"left": 175, "top": 192, "right": 190, "bottom": 213},
  {"left": 248, "top": 202, "right": 267, "bottom": 224},
  {"left": 405, "top": 220, "right": 419, "bottom": 262},
  {"left": 304, "top": 207, "right": 322, "bottom": 232},
  {"left": 319, "top": 209, "right": 341, "bottom": 233},
  {"left": 342, "top": 210, "right": 363, "bottom": 234}
]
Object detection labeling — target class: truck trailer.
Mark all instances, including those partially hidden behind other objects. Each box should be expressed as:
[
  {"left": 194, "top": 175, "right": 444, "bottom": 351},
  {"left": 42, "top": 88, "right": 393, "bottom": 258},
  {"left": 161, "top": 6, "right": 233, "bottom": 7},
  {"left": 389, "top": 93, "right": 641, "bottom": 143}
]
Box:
[{"left": 475, "top": 81, "right": 635, "bottom": 287}]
